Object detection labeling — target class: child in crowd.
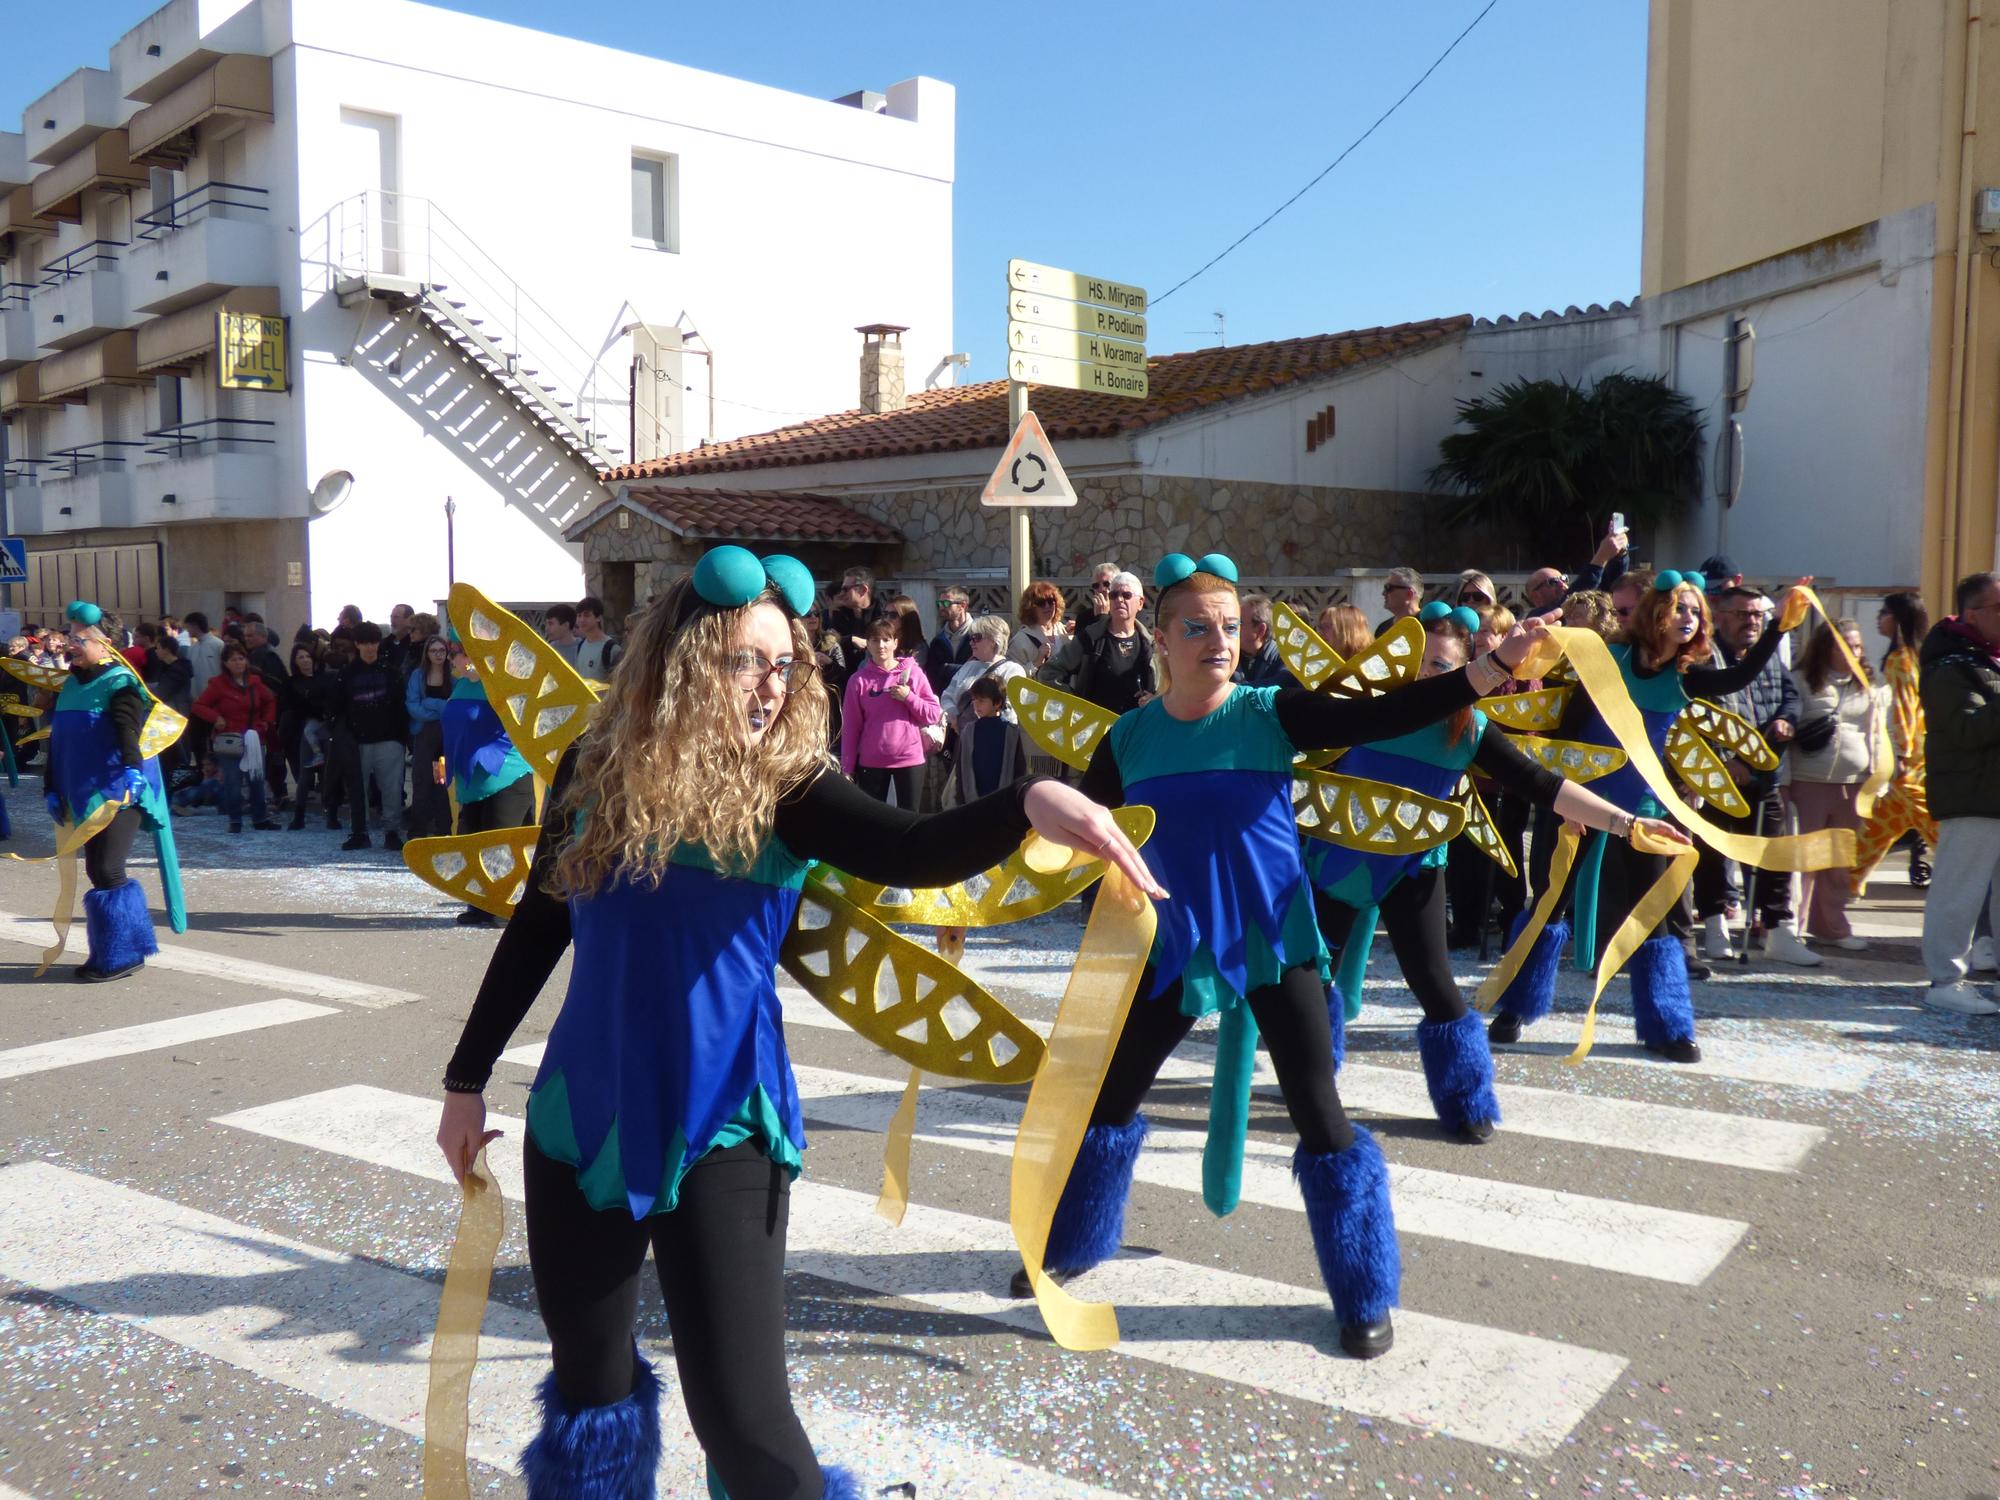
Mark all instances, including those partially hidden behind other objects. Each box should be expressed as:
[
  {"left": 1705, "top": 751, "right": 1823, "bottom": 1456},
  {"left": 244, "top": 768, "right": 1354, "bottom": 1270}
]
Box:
[
  {"left": 936, "top": 675, "right": 1034, "bottom": 957},
  {"left": 172, "top": 757, "right": 225, "bottom": 813}
]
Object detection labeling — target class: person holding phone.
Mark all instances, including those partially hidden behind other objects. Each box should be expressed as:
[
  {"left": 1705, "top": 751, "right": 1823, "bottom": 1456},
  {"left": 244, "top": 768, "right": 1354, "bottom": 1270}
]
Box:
[{"left": 840, "top": 616, "right": 940, "bottom": 807}]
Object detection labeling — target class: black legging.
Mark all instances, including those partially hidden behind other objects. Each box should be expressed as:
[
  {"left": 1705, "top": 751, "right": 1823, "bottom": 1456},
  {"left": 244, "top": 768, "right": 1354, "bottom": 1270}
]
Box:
[
  {"left": 1313, "top": 865, "right": 1465, "bottom": 1025},
  {"left": 1090, "top": 961, "right": 1353, "bottom": 1156},
  {"left": 524, "top": 1136, "right": 820, "bottom": 1499},
  {"left": 853, "top": 763, "right": 920, "bottom": 809},
  {"left": 455, "top": 773, "right": 535, "bottom": 836},
  {"left": 85, "top": 806, "right": 142, "bottom": 890}
]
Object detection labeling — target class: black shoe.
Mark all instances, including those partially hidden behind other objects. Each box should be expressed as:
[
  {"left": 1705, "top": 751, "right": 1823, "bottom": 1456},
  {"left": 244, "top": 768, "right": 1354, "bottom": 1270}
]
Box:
[
  {"left": 341, "top": 834, "right": 371, "bottom": 851},
  {"left": 252, "top": 820, "right": 280, "bottom": 831},
  {"left": 75, "top": 960, "right": 142, "bottom": 983},
  {"left": 229, "top": 822, "right": 244, "bottom": 835},
  {"left": 1453, "top": 1118, "right": 1496, "bottom": 1144},
  {"left": 1487, "top": 1012, "right": 1522, "bottom": 1045},
  {"left": 1910, "top": 852, "right": 1931, "bottom": 888},
  {"left": 455, "top": 906, "right": 497, "bottom": 926},
  {"left": 287, "top": 815, "right": 305, "bottom": 831},
  {"left": 1684, "top": 951, "right": 1713, "bottom": 981},
  {"left": 326, "top": 816, "right": 342, "bottom": 830},
  {"left": 1644, "top": 1037, "right": 1703, "bottom": 1064},
  {"left": 1008, "top": 1264, "right": 1078, "bottom": 1299},
  {"left": 1339, "top": 1314, "right": 1395, "bottom": 1359},
  {"left": 384, "top": 831, "right": 404, "bottom": 852}
]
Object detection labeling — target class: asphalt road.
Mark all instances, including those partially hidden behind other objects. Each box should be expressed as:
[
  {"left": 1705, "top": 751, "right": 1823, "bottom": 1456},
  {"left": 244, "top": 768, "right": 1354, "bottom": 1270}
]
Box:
[{"left": 0, "top": 797, "right": 1994, "bottom": 1499}]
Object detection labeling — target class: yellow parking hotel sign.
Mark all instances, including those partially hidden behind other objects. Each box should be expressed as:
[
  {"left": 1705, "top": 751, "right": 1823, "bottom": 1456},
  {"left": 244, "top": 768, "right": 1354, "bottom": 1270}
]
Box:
[{"left": 218, "top": 311, "right": 287, "bottom": 391}]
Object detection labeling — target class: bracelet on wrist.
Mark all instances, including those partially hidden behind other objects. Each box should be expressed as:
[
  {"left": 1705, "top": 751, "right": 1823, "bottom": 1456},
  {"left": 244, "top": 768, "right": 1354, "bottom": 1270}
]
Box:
[{"left": 442, "top": 1075, "right": 485, "bottom": 1094}]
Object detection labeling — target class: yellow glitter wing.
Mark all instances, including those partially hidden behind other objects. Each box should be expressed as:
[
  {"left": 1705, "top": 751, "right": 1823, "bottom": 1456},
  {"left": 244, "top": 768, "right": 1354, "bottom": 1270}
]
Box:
[
  {"left": 1685, "top": 698, "right": 1779, "bottom": 771},
  {"left": 402, "top": 828, "right": 541, "bottom": 919},
  {"left": 1483, "top": 686, "right": 1572, "bottom": 732},
  {"left": 0, "top": 692, "right": 41, "bottom": 718},
  {"left": 1455, "top": 777, "right": 1518, "bottom": 878},
  {"left": 0, "top": 657, "right": 66, "bottom": 693},
  {"left": 1270, "top": 601, "right": 1343, "bottom": 691},
  {"left": 1008, "top": 677, "right": 1118, "bottom": 772},
  {"left": 1320, "top": 616, "right": 1424, "bottom": 699},
  {"left": 823, "top": 806, "right": 1156, "bottom": 927},
  {"left": 1505, "top": 734, "right": 1627, "bottom": 783},
  {"left": 781, "top": 876, "right": 1047, "bottom": 1084},
  {"left": 15, "top": 728, "right": 48, "bottom": 745},
  {"left": 1665, "top": 712, "right": 1750, "bottom": 817},
  {"left": 447, "top": 583, "right": 599, "bottom": 782},
  {"left": 1293, "top": 768, "right": 1465, "bottom": 851},
  {"left": 139, "top": 701, "right": 187, "bottom": 758}
]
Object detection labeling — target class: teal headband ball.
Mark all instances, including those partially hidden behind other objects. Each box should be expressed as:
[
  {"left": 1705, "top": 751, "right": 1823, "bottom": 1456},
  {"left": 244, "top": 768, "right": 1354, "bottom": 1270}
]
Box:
[
  {"left": 1654, "top": 569, "right": 1708, "bottom": 595},
  {"left": 1153, "top": 552, "right": 1240, "bottom": 590},
  {"left": 759, "top": 555, "right": 817, "bottom": 617},
  {"left": 1450, "top": 605, "right": 1482, "bottom": 633},
  {"left": 1419, "top": 600, "right": 1480, "bottom": 632},
  {"left": 65, "top": 600, "right": 103, "bottom": 628},
  {"left": 1418, "top": 600, "right": 1452, "bottom": 624},
  {"left": 690, "top": 545, "right": 815, "bottom": 617}
]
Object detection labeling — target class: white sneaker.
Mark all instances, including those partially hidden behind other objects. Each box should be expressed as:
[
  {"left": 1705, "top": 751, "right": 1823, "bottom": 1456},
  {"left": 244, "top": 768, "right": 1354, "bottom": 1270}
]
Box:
[
  {"left": 1703, "top": 914, "right": 1736, "bottom": 960},
  {"left": 1765, "top": 926, "right": 1823, "bottom": 967},
  {"left": 1828, "top": 935, "right": 1868, "bottom": 951},
  {"left": 1923, "top": 982, "right": 2000, "bottom": 1016},
  {"left": 1972, "top": 936, "right": 1997, "bottom": 973}
]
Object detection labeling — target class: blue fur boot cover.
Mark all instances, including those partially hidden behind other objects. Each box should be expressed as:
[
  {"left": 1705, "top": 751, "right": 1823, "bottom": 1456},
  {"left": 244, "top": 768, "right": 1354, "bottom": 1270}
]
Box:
[
  {"left": 1415, "top": 1010, "right": 1502, "bottom": 1132},
  {"left": 521, "top": 1350, "right": 662, "bottom": 1500},
  {"left": 1042, "top": 1116, "right": 1149, "bottom": 1274},
  {"left": 1292, "top": 1125, "right": 1401, "bottom": 1326},
  {"left": 1494, "top": 913, "right": 1566, "bottom": 1026},
  {"left": 1324, "top": 983, "right": 1347, "bottom": 1073},
  {"left": 82, "top": 879, "right": 157, "bottom": 976},
  {"left": 1628, "top": 934, "right": 1696, "bottom": 1046},
  {"left": 818, "top": 1467, "right": 864, "bottom": 1499}
]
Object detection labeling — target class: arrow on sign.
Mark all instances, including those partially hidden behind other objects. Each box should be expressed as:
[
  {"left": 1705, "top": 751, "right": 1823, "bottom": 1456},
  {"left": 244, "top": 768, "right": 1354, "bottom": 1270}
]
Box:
[{"left": 981, "top": 411, "right": 1077, "bottom": 509}]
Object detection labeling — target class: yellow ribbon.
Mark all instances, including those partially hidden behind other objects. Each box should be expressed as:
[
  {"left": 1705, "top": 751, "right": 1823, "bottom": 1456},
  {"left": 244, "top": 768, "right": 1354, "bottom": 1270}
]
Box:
[
  {"left": 875, "top": 1067, "right": 924, "bottom": 1226},
  {"left": 5, "top": 801, "right": 122, "bottom": 974},
  {"left": 423, "top": 1146, "right": 505, "bottom": 1500},
  {"left": 1561, "top": 824, "right": 1701, "bottom": 1065},
  {"left": 1791, "top": 586, "right": 1893, "bottom": 822},
  {"left": 1009, "top": 860, "right": 1157, "bottom": 1353},
  {"left": 1473, "top": 823, "right": 1580, "bottom": 1011}
]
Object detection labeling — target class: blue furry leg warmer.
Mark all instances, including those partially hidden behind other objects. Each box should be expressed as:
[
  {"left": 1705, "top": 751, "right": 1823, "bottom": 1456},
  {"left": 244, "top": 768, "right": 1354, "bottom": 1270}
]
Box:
[
  {"left": 522, "top": 1350, "right": 662, "bottom": 1500},
  {"left": 708, "top": 1462, "right": 862, "bottom": 1500},
  {"left": 1324, "top": 983, "right": 1347, "bottom": 1074},
  {"left": 82, "top": 879, "right": 157, "bottom": 977},
  {"left": 1494, "top": 912, "right": 1566, "bottom": 1026},
  {"left": 1415, "top": 1010, "right": 1502, "bottom": 1132},
  {"left": 1292, "top": 1125, "right": 1400, "bottom": 1326},
  {"left": 1042, "top": 1116, "right": 1149, "bottom": 1275},
  {"left": 1628, "top": 934, "right": 1696, "bottom": 1046}
]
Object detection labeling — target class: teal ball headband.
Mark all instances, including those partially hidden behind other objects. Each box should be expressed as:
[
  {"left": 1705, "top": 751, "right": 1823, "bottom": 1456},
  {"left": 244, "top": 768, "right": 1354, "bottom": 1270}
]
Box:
[
  {"left": 65, "top": 600, "right": 103, "bottom": 628},
  {"left": 1419, "top": 600, "right": 1481, "bottom": 633},
  {"left": 1154, "top": 552, "right": 1239, "bottom": 590},
  {"left": 1654, "top": 569, "right": 1708, "bottom": 594},
  {"left": 688, "top": 545, "right": 816, "bottom": 618}
]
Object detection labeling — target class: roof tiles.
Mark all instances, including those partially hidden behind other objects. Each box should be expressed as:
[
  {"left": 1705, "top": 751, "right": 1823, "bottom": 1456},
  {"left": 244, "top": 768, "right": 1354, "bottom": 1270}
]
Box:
[{"left": 586, "top": 485, "right": 902, "bottom": 544}]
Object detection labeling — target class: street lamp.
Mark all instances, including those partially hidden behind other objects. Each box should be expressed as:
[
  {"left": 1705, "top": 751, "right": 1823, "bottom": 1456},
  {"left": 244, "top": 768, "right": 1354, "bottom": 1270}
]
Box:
[{"left": 444, "top": 495, "right": 456, "bottom": 587}]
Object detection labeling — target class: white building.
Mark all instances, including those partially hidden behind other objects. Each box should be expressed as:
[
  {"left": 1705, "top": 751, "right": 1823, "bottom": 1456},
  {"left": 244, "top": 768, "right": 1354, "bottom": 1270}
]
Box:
[{"left": 0, "top": 0, "right": 954, "bottom": 631}]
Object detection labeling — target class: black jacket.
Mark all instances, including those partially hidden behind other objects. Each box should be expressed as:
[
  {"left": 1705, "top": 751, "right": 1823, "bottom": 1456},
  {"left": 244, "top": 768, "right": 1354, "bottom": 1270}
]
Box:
[
  {"left": 143, "top": 654, "right": 194, "bottom": 714},
  {"left": 332, "top": 658, "right": 405, "bottom": 744},
  {"left": 1920, "top": 619, "right": 2000, "bottom": 820},
  {"left": 1041, "top": 615, "right": 1154, "bottom": 714}
]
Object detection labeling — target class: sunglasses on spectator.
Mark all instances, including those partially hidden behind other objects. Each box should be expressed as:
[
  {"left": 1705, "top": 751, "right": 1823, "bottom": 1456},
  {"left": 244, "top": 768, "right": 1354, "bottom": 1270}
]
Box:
[
  {"left": 1109, "top": 589, "right": 1135, "bottom": 600},
  {"left": 1459, "top": 590, "right": 1491, "bottom": 604},
  {"left": 1091, "top": 580, "right": 1112, "bottom": 592}
]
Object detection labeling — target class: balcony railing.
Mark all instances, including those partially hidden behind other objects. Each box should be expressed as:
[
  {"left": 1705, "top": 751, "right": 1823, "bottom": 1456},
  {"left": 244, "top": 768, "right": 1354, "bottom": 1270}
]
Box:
[
  {"left": 135, "top": 180, "right": 270, "bottom": 240},
  {"left": 43, "top": 439, "right": 151, "bottom": 476},
  {"left": 38, "top": 240, "right": 128, "bottom": 284},
  {"left": 0, "top": 281, "right": 37, "bottom": 311},
  {"left": 2, "top": 457, "right": 56, "bottom": 482},
  {"left": 142, "top": 416, "right": 277, "bottom": 457}
]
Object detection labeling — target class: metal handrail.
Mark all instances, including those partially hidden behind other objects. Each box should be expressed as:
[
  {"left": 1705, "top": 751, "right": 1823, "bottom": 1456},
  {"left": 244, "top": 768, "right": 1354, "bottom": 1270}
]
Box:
[
  {"left": 43, "top": 439, "right": 152, "bottom": 476},
  {"left": 135, "top": 180, "right": 270, "bottom": 240},
  {"left": 38, "top": 240, "right": 128, "bottom": 282},
  {"left": 141, "top": 416, "right": 278, "bottom": 457}
]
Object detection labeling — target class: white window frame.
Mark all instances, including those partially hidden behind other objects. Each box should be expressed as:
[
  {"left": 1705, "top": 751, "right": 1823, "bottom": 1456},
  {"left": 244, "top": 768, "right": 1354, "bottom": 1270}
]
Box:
[{"left": 630, "top": 152, "right": 679, "bottom": 253}]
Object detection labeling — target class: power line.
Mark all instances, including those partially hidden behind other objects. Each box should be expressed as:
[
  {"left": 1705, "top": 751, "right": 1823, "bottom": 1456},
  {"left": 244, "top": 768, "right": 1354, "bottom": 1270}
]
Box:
[{"left": 1152, "top": 0, "right": 1502, "bottom": 308}]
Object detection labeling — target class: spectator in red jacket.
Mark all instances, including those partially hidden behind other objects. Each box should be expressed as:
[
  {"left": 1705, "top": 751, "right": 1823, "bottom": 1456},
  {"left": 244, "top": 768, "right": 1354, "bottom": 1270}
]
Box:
[{"left": 189, "top": 642, "right": 279, "bottom": 833}]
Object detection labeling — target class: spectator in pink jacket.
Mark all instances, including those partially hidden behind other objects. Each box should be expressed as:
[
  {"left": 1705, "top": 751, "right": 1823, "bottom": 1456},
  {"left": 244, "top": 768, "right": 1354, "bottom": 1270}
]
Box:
[{"left": 841, "top": 616, "right": 940, "bottom": 807}]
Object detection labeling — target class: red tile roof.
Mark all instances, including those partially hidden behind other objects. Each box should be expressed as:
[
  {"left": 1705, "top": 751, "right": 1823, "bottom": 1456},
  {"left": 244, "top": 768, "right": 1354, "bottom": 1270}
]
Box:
[
  {"left": 578, "top": 485, "right": 902, "bottom": 544},
  {"left": 603, "top": 316, "right": 1473, "bottom": 480}
]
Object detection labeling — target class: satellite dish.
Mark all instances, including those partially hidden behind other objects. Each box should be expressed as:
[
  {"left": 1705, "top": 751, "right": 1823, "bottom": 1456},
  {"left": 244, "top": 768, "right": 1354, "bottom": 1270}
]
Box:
[{"left": 309, "top": 470, "right": 353, "bottom": 515}]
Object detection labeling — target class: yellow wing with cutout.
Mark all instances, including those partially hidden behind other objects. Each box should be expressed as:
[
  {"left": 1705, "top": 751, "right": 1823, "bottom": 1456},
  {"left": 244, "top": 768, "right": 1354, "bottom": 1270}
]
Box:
[
  {"left": 1685, "top": 698, "right": 1779, "bottom": 771},
  {"left": 1483, "top": 686, "right": 1572, "bottom": 732},
  {"left": 1009, "top": 677, "right": 1118, "bottom": 772},
  {"left": 447, "top": 583, "right": 599, "bottom": 782},
  {"left": 1507, "top": 734, "right": 1627, "bottom": 784},
  {"left": 1270, "top": 601, "right": 1343, "bottom": 691},
  {"left": 0, "top": 692, "right": 41, "bottom": 719},
  {"left": 1665, "top": 712, "right": 1750, "bottom": 817},
  {"left": 1, "top": 657, "right": 66, "bottom": 694},
  {"left": 1293, "top": 768, "right": 1465, "bottom": 852},
  {"left": 824, "top": 807, "right": 1156, "bottom": 927},
  {"left": 402, "top": 828, "right": 541, "bottom": 918},
  {"left": 139, "top": 701, "right": 187, "bottom": 758},
  {"left": 781, "top": 875, "right": 1046, "bottom": 1084},
  {"left": 1455, "top": 777, "right": 1519, "bottom": 878},
  {"left": 1319, "top": 616, "right": 1424, "bottom": 699}
]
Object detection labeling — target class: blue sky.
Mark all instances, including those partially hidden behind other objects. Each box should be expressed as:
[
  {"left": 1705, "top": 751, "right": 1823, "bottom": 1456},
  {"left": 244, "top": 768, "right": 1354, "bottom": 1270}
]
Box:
[{"left": 4, "top": 0, "right": 1646, "bottom": 383}]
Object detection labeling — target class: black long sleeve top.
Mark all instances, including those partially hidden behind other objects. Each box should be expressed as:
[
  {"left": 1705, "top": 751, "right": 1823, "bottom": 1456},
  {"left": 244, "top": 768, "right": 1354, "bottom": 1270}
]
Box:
[
  {"left": 1659, "top": 617, "right": 1786, "bottom": 700},
  {"left": 444, "top": 759, "right": 1044, "bottom": 1090},
  {"left": 1469, "top": 720, "right": 1566, "bottom": 806}
]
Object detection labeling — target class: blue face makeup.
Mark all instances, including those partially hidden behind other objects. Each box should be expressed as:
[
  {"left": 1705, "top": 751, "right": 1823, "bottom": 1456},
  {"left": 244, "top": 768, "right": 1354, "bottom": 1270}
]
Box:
[{"left": 1179, "top": 618, "right": 1240, "bottom": 640}]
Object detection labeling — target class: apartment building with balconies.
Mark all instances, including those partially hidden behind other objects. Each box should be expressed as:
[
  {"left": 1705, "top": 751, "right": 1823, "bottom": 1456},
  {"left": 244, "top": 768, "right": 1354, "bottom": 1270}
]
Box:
[{"left": 0, "top": 0, "right": 954, "bottom": 628}]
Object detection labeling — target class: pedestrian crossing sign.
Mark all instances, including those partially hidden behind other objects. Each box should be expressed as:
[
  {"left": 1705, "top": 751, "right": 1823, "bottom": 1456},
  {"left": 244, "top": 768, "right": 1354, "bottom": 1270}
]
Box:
[{"left": 0, "top": 539, "right": 26, "bottom": 585}]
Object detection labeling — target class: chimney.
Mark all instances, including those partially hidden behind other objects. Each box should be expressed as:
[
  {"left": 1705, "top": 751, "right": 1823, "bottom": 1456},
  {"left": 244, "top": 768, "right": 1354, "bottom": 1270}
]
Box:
[{"left": 857, "top": 324, "right": 908, "bottom": 413}]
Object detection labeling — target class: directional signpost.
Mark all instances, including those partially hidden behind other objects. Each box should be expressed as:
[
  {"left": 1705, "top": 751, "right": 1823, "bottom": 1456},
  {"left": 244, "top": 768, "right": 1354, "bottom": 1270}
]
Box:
[{"left": 996, "top": 258, "right": 1150, "bottom": 601}]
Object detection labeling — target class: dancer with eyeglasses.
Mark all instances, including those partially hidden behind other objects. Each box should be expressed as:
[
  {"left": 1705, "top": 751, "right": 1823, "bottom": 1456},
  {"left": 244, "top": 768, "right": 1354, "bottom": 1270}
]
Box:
[{"left": 436, "top": 546, "right": 1162, "bottom": 1500}]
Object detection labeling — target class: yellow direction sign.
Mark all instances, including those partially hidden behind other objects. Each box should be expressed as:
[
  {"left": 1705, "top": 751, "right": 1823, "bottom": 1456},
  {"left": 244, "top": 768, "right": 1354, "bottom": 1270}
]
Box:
[
  {"left": 1007, "top": 290, "right": 1148, "bottom": 343},
  {"left": 982, "top": 411, "right": 1077, "bottom": 508},
  {"left": 1008, "top": 258, "right": 1147, "bottom": 315},
  {"left": 1007, "top": 323, "right": 1147, "bottom": 370},
  {"left": 1009, "top": 350, "right": 1150, "bottom": 401}
]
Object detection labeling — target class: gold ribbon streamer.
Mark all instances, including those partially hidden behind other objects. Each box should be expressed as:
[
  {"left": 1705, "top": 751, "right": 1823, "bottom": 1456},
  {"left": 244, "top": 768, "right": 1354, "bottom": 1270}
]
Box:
[
  {"left": 1562, "top": 824, "right": 1701, "bottom": 1066},
  {"left": 5, "top": 802, "right": 122, "bottom": 974},
  {"left": 1009, "top": 863, "right": 1157, "bottom": 1353},
  {"left": 423, "top": 1146, "right": 505, "bottom": 1500},
  {"left": 875, "top": 1067, "right": 924, "bottom": 1226},
  {"left": 1473, "top": 823, "right": 1580, "bottom": 1011},
  {"left": 1792, "top": 586, "right": 1893, "bottom": 822}
]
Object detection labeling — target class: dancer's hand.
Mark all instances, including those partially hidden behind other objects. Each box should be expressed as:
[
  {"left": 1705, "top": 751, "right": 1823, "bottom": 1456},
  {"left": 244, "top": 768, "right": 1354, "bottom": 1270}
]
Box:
[
  {"left": 1632, "top": 816, "right": 1691, "bottom": 848},
  {"left": 1777, "top": 577, "right": 1815, "bottom": 633},
  {"left": 1493, "top": 615, "right": 1555, "bottom": 672},
  {"left": 1021, "top": 781, "right": 1169, "bottom": 900},
  {"left": 437, "top": 1090, "right": 503, "bottom": 1184}
]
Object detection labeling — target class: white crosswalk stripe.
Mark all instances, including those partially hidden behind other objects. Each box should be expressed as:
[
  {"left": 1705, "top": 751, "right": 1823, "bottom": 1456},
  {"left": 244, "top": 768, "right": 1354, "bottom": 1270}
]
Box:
[
  {"left": 212, "top": 1084, "right": 1629, "bottom": 1459},
  {"left": 0, "top": 999, "right": 337, "bottom": 1081}
]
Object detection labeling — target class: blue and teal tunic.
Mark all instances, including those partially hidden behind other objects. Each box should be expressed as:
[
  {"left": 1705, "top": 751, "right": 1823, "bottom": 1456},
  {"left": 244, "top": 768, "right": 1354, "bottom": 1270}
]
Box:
[
  {"left": 441, "top": 677, "right": 531, "bottom": 805},
  {"left": 1305, "top": 714, "right": 1485, "bottom": 910},
  {"left": 444, "top": 761, "right": 1040, "bottom": 1219}
]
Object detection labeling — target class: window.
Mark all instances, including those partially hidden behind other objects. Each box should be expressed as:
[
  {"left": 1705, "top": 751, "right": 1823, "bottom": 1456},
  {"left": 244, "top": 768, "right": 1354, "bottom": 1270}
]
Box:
[
  {"left": 154, "top": 374, "right": 183, "bottom": 432},
  {"left": 630, "top": 153, "right": 678, "bottom": 251}
]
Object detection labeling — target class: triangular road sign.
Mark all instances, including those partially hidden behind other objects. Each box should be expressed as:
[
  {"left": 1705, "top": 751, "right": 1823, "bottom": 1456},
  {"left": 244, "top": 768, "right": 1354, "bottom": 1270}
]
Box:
[{"left": 981, "top": 411, "right": 1077, "bottom": 507}]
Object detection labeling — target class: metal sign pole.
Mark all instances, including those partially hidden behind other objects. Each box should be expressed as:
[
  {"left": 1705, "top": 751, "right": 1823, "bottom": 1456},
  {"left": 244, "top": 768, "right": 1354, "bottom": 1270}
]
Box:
[{"left": 1008, "top": 379, "right": 1031, "bottom": 606}]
